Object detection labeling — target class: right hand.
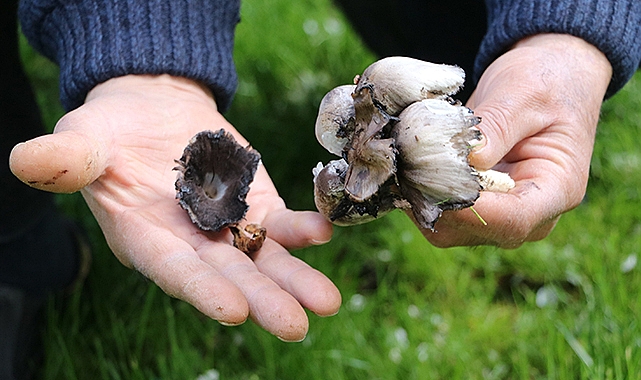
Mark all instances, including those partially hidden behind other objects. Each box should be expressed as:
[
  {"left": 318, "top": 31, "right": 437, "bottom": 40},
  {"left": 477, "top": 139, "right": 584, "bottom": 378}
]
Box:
[{"left": 419, "top": 34, "right": 612, "bottom": 248}]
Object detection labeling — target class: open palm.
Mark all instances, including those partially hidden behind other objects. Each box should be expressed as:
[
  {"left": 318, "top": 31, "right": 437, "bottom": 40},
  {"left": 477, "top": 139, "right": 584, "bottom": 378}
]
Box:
[{"left": 10, "top": 75, "right": 341, "bottom": 341}]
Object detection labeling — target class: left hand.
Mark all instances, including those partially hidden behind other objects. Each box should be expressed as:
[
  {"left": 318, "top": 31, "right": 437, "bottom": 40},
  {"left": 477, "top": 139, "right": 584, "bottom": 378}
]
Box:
[{"left": 9, "top": 74, "right": 341, "bottom": 341}]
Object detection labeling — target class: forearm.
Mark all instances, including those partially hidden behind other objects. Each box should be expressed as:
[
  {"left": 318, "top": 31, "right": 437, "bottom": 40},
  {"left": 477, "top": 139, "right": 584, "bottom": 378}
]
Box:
[
  {"left": 476, "top": 0, "right": 641, "bottom": 98},
  {"left": 18, "top": 0, "right": 240, "bottom": 112}
]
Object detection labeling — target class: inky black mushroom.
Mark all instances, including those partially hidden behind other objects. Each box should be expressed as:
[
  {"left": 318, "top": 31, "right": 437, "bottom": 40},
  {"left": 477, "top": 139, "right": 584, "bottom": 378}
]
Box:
[
  {"left": 313, "top": 159, "right": 405, "bottom": 226},
  {"left": 174, "top": 129, "right": 261, "bottom": 232}
]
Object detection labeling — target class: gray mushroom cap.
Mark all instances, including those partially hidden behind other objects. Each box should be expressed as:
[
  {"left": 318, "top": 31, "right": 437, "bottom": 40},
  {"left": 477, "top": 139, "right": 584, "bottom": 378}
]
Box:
[
  {"left": 313, "top": 159, "right": 401, "bottom": 226},
  {"left": 393, "top": 99, "right": 481, "bottom": 230},
  {"left": 343, "top": 86, "right": 397, "bottom": 202},
  {"left": 314, "top": 85, "right": 356, "bottom": 156}
]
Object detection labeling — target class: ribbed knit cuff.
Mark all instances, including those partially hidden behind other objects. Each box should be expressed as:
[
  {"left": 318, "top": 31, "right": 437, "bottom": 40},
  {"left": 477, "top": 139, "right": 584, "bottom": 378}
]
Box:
[
  {"left": 474, "top": 0, "right": 641, "bottom": 98},
  {"left": 19, "top": 0, "right": 240, "bottom": 112}
]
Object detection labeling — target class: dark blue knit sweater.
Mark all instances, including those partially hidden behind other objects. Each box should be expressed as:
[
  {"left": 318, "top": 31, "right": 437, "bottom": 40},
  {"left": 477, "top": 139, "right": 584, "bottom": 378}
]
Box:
[
  {"left": 476, "top": 0, "right": 641, "bottom": 98},
  {"left": 19, "top": 0, "right": 240, "bottom": 112},
  {"left": 19, "top": 0, "right": 641, "bottom": 112}
]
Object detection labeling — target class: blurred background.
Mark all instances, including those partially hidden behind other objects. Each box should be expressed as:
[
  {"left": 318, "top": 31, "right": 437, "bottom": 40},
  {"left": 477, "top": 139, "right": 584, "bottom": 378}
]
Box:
[{"left": 19, "top": 0, "right": 641, "bottom": 378}]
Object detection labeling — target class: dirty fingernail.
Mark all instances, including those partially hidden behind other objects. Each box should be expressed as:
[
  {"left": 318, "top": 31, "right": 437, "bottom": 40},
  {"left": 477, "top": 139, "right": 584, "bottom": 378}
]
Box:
[{"left": 468, "top": 128, "right": 486, "bottom": 150}]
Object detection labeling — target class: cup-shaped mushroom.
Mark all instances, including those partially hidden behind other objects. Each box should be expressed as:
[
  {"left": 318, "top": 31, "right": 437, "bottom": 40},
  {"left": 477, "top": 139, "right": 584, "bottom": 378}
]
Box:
[
  {"left": 356, "top": 57, "right": 465, "bottom": 116},
  {"left": 315, "top": 85, "right": 356, "bottom": 156},
  {"left": 174, "top": 129, "right": 261, "bottom": 231},
  {"left": 392, "top": 99, "right": 481, "bottom": 229}
]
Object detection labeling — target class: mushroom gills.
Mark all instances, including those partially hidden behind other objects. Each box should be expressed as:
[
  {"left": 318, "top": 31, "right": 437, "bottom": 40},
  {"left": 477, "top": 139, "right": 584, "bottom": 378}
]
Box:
[{"left": 174, "top": 129, "right": 261, "bottom": 233}]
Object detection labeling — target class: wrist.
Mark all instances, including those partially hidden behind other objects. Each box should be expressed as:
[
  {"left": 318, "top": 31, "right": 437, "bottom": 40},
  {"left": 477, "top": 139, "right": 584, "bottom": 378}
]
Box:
[
  {"left": 19, "top": 0, "right": 240, "bottom": 112},
  {"left": 511, "top": 34, "right": 612, "bottom": 96},
  {"left": 86, "top": 74, "right": 217, "bottom": 109}
]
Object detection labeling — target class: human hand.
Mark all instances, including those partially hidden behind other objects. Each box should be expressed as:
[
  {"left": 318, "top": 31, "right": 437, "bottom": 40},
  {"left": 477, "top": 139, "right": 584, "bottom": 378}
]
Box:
[
  {"left": 419, "top": 34, "right": 612, "bottom": 248},
  {"left": 9, "top": 75, "right": 341, "bottom": 341}
]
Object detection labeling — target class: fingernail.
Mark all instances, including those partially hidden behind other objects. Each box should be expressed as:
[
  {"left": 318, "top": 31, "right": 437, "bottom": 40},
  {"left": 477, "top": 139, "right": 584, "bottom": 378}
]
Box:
[
  {"left": 468, "top": 128, "right": 486, "bottom": 151},
  {"left": 322, "top": 308, "right": 341, "bottom": 317},
  {"left": 311, "top": 237, "right": 331, "bottom": 245},
  {"left": 277, "top": 333, "right": 307, "bottom": 343},
  {"left": 219, "top": 320, "right": 245, "bottom": 327},
  {"left": 303, "top": 212, "right": 334, "bottom": 246}
]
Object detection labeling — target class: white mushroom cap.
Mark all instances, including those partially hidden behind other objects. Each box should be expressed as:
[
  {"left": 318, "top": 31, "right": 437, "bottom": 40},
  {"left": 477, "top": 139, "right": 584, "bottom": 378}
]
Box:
[
  {"left": 394, "top": 99, "right": 480, "bottom": 200},
  {"left": 356, "top": 56, "right": 465, "bottom": 116}
]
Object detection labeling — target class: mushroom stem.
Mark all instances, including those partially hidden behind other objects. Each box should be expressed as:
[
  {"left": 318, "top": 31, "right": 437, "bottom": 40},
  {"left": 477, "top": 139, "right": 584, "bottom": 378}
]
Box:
[
  {"left": 477, "top": 170, "right": 515, "bottom": 193},
  {"left": 229, "top": 223, "right": 267, "bottom": 254}
]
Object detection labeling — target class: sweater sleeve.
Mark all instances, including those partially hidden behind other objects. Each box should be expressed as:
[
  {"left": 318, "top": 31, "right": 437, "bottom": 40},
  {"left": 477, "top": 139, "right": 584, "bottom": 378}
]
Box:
[
  {"left": 475, "top": 0, "right": 641, "bottom": 98},
  {"left": 18, "top": 0, "right": 240, "bottom": 112}
]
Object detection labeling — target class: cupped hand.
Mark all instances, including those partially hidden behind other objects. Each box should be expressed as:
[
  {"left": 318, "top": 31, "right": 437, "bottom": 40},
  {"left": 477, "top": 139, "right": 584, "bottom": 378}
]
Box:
[
  {"left": 421, "top": 33, "right": 613, "bottom": 248},
  {"left": 9, "top": 74, "right": 341, "bottom": 341}
]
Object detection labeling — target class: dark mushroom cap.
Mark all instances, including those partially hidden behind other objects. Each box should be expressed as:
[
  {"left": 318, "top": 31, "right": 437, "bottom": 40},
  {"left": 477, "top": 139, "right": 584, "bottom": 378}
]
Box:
[
  {"left": 174, "top": 129, "right": 261, "bottom": 231},
  {"left": 313, "top": 159, "right": 402, "bottom": 226}
]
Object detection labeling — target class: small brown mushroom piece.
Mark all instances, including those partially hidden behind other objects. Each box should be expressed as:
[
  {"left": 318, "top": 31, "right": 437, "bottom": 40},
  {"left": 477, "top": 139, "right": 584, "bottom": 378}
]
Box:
[
  {"left": 174, "top": 129, "right": 265, "bottom": 254},
  {"left": 229, "top": 223, "right": 267, "bottom": 254}
]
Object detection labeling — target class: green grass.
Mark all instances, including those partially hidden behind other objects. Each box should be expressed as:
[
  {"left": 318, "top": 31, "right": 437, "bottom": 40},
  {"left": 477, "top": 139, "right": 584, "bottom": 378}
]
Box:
[{"left": 18, "top": 0, "right": 641, "bottom": 378}]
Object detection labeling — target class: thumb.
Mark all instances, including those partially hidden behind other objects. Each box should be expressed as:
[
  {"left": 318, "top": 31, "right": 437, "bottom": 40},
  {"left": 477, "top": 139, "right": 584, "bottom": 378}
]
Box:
[
  {"left": 466, "top": 105, "right": 515, "bottom": 170},
  {"left": 9, "top": 125, "right": 108, "bottom": 193},
  {"left": 466, "top": 90, "right": 549, "bottom": 171}
]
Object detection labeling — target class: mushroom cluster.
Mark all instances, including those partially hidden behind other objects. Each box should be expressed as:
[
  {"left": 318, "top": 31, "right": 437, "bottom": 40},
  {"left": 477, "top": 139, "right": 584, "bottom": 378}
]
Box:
[{"left": 313, "top": 57, "right": 514, "bottom": 231}]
